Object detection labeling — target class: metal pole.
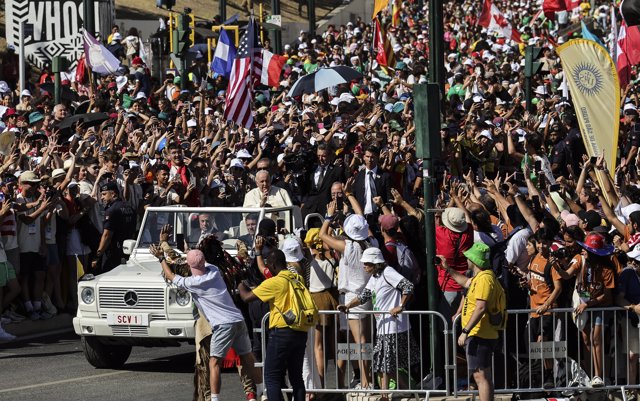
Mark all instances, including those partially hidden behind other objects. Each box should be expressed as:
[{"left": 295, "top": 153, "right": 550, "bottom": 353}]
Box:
[
  {"left": 83, "top": 0, "right": 96, "bottom": 35},
  {"left": 271, "top": 0, "right": 282, "bottom": 54},
  {"left": 308, "top": 0, "right": 316, "bottom": 37},
  {"left": 259, "top": 3, "right": 264, "bottom": 44},
  {"left": 220, "top": 0, "right": 227, "bottom": 23},
  {"left": 169, "top": 13, "right": 175, "bottom": 69},
  {"left": 428, "top": 0, "right": 445, "bottom": 94},
  {"left": 18, "top": 22, "right": 25, "bottom": 94},
  {"left": 415, "top": 81, "right": 444, "bottom": 382}
]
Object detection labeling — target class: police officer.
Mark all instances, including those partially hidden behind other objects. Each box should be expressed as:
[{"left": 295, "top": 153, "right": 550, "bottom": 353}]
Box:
[{"left": 91, "top": 181, "right": 136, "bottom": 273}]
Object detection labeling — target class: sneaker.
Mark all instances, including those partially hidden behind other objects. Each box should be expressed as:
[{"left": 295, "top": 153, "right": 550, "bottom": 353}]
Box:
[
  {"left": 3, "top": 310, "right": 25, "bottom": 322},
  {"left": 591, "top": 376, "right": 604, "bottom": 388},
  {"left": 42, "top": 294, "right": 57, "bottom": 316},
  {"left": 420, "top": 373, "right": 444, "bottom": 390},
  {"left": 29, "top": 310, "right": 41, "bottom": 321},
  {"left": 260, "top": 395, "right": 268, "bottom": 401},
  {"left": 246, "top": 392, "right": 257, "bottom": 401},
  {"left": 349, "top": 377, "right": 361, "bottom": 389},
  {"left": 39, "top": 311, "right": 54, "bottom": 320},
  {"left": 0, "top": 329, "right": 16, "bottom": 343}
]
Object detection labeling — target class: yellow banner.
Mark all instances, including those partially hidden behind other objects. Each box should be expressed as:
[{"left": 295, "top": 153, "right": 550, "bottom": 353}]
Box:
[
  {"left": 372, "top": 0, "right": 387, "bottom": 19},
  {"left": 557, "top": 39, "right": 620, "bottom": 177}
]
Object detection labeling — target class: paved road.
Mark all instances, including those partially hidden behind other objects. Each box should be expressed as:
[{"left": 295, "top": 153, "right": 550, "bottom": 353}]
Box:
[{"left": 0, "top": 332, "right": 246, "bottom": 401}]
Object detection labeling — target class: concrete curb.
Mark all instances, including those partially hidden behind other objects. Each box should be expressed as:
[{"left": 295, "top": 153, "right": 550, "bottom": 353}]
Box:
[{"left": 4, "top": 313, "right": 75, "bottom": 341}]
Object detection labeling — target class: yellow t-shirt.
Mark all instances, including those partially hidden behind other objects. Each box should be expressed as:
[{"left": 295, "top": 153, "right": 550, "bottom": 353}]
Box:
[
  {"left": 252, "top": 270, "right": 307, "bottom": 332},
  {"left": 461, "top": 270, "right": 500, "bottom": 340}
]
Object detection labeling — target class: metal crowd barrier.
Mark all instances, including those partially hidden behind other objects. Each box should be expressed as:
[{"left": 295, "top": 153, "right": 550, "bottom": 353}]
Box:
[
  {"left": 452, "top": 307, "right": 640, "bottom": 398},
  {"left": 260, "top": 310, "right": 451, "bottom": 399}
]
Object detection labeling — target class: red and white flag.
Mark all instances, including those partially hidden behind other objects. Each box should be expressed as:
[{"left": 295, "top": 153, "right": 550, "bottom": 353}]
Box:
[
  {"left": 373, "top": 18, "right": 395, "bottom": 67},
  {"left": 260, "top": 50, "right": 286, "bottom": 87},
  {"left": 224, "top": 18, "right": 262, "bottom": 129},
  {"left": 617, "top": 21, "right": 640, "bottom": 88},
  {"left": 478, "top": 0, "right": 522, "bottom": 43},
  {"left": 542, "top": 0, "right": 578, "bottom": 19}
]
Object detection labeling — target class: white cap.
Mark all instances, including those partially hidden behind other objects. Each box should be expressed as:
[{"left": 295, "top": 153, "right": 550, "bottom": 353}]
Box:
[
  {"left": 112, "top": 32, "right": 122, "bottom": 41},
  {"left": 281, "top": 237, "right": 304, "bottom": 263},
  {"left": 478, "top": 130, "right": 493, "bottom": 140},
  {"left": 21, "top": 89, "right": 32, "bottom": 97},
  {"left": 0, "top": 81, "right": 9, "bottom": 93},
  {"left": 135, "top": 91, "right": 146, "bottom": 100},
  {"left": 229, "top": 158, "right": 245, "bottom": 169},
  {"left": 360, "top": 247, "right": 385, "bottom": 264},
  {"left": 236, "top": 148, "right": 252, "bottom": 159},
  {"left": 534, "top": 85, "right": 548, "bottom": 96},
  {"left": 624, "top": 103, "right": 638, "bottom": 114}
]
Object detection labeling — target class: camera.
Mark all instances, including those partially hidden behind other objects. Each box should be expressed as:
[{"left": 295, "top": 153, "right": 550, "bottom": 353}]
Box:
[{"left": 551, "top": 247, "right": 569, "bottom": 259}]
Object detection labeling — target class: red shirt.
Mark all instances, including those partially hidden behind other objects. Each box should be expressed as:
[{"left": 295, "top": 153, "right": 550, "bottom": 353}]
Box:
[{"left": 436, "top": 225, "right": 473, "bottom": 292}]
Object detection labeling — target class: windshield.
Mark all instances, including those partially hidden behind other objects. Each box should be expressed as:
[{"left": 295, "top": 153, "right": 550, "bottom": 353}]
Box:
[{"left": 137, "top": 207, "right": 298, "bottom": 251}]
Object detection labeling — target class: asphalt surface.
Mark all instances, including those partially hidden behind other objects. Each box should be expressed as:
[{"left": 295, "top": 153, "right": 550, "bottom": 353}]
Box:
[{"left": 0, "top": 332, "right": 247, "bottom": 401}]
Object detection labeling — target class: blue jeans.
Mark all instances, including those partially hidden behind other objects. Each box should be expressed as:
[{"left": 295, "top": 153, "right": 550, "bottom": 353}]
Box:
[{"left": 264, "top": 327, "right": 307, "bottom": 401}]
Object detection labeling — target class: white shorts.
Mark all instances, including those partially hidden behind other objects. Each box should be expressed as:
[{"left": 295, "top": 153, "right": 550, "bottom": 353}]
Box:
[{"left": 339, "top": 291, "right": 371, "bottom": 330}]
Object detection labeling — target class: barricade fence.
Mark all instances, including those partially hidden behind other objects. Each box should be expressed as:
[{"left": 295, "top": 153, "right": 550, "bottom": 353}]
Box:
[
  {"left": 452, "top": 307, "right": 640, "bottom": 398},
  {"left": 258, "top": 307, "right": 640, "bottom": 399},
  {"left": 260, "top": 310, "right": 451, "bottom": 399}
]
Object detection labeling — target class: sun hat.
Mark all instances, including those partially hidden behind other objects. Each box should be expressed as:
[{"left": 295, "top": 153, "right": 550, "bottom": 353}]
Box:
[
  {"left": 52, "top": 168, "right": 66, "bottom": 179},
  {"left": 577, "top": 232, "right": 614, "bottom": 256},
  {"left": 343, "top": 214, "right": 369, "bottom": 241},
  {"left": 281, "top": 237, "right": 304, "bottom": 263},
  {"left": 28, "top": 112, "right": 44, "bottom": 125},
  {"left": 236, "top": 149, "right": 252, "bottom": 159},
  {"left": 19, "top": 170, "right": 41, "bottom": 183},
  {"left": 360, "top": 247, "right": 385, "bottom": 264},
  {"left": 463, "top": 242, "right": 491, "bottom": 269},
  {"left": 560, "top": 210, "right": 580, "bottom": 227},
  {"left": 627, "top": 244, "right": 640, "bottom": 262},
  {"left": 441, "top": 207, "right": 468, "bottom": 233}
]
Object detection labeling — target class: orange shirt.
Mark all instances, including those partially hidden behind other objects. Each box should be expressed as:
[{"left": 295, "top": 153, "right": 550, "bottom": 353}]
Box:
[
  {"left": 528, "top": 253, "right": 562, "bottom": 317},
  {"left": 570, "top": 254, "right": 616, "bottom": 305}
]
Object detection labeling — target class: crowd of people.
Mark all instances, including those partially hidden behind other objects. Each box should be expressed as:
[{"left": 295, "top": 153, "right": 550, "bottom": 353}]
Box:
[{"left": 1, "top": 0, "right": 640, "bottom": 399}]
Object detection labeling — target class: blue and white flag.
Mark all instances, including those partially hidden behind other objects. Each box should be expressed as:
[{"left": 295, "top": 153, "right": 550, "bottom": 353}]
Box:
[
  {"left": 581, "top": 21, "right": 605, "bottom": 48},
  {"left": 211, "top": 28, "right": 237, "bottom": 78},
  {"left": 83, "top": 30, "right": 121, "bottom": 75}
]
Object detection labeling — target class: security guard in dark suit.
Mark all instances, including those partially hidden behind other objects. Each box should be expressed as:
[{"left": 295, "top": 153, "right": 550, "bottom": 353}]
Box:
[{"left": 91, "top": 181, "right": 136, "bottom": 273}]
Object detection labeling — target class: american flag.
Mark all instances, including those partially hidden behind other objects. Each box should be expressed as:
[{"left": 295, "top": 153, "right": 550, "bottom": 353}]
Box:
[{"left": 223, "top": 18, "right": 263, "bottom": 129}]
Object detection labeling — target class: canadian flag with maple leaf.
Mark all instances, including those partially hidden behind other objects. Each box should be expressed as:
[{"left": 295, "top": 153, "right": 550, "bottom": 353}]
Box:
[{"left": 478, "top": 0, "right": 522, "bottom": 43}]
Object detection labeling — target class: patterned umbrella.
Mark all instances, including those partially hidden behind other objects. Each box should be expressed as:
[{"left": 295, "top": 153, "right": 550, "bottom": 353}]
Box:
[{"left": 287, "top": 66, "right": 363, "bottom": 98}]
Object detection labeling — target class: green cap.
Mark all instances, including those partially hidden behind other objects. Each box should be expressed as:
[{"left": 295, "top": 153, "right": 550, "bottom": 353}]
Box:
[
  {"left": 173, "top": 76, "right": 182, "bottom": 85},
  {"left": 463, "top": 242, "right": 491, "bottom": 269},
  {"left": 389, "top": 119, "right": 402, "bottom": 132}
]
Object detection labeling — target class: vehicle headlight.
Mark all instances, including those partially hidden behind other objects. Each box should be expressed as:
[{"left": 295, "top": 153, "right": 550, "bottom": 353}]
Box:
[
  {"left": 81, "top": 287, "right": 95, "bottom": 304},
  {"left": 176, "top": 289, "right": 191, "bottom": 306}
]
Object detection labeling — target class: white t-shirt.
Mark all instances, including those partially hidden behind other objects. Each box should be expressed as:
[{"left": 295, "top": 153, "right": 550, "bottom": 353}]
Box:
[
  {"left": 309, "top": 258, "right": 335, "bottom": 293},
  {"left": 505, "top": 227, "right": 533, "bottom": 272},
  {"left": 338, "top": 239, "right": 371, "bottom": 293},
  {"left": 16, "top": 195, "right": 42, "bottom": 253},
  {"left": 365, "top": 266, "right": 410, "bottom": 334}
]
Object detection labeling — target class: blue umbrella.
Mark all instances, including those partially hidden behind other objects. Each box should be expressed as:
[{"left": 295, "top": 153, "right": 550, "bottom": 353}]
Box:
[{"left": 287, "top": 66, "right": 363, "bottom": 98}]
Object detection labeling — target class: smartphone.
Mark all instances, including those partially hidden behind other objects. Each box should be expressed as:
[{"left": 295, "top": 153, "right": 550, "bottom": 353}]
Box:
[
  {"left": 276, "top": 219, "right": 285, "bottom": 233},
  {"left": 590, "top": 156, "right": 597, "bottom": 164},
  {"left": 534, "top": 160, "right": 542, "bottom": 172},
  {"left": 336, "top": 116, "right": 342, "bottom": 122},
  {"left": 549, "top": 184, "right": 561, "bottom": 192},
  {"left": 108, "top": 126, "right": 115, "bottom": 137},
  {"left": 336, "top": 196, "right": 344, "bottom": 211},
  {"left": 434, "top": 256, "right": 442, "bottom": 266}
]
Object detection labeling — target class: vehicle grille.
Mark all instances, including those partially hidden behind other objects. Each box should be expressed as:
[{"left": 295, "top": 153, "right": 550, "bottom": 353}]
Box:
[
  {"left": 111, "top": 326, "right": 149, "bottom": 336},
  {"left": 98, "top": 287, "right": 165, "bottom": 310}
]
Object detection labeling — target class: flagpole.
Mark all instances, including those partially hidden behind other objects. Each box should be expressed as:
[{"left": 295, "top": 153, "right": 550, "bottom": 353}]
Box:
[{"left": 249, "top": 13, "right": 256, "bottom": 129}]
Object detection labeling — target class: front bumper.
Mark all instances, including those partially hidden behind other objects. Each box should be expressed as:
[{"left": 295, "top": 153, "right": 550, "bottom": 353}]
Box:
[{"left": 73, "top": 316, "right": 197, "bottom": 340}]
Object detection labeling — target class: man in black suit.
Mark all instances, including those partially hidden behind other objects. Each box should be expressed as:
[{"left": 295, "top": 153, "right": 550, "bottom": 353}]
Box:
[
  {"left": 301, "top": 143, "right": 344, "bottom": 218},
  {"left": 352, "top": 145, "right": 392, "bottom": 229}
]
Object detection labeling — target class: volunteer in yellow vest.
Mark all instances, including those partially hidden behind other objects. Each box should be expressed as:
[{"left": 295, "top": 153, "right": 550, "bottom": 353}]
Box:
[
  {"left": 437, "top": 242, "right": 505, "bottom": 401},
  {"left": 238, "top": 249, "right": 308, "bottom": 401}
]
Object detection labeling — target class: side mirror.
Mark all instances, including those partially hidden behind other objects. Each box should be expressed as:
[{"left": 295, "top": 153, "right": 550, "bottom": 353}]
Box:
[{"left": 122, "top": 239, "right": 136, "bottom": 255}]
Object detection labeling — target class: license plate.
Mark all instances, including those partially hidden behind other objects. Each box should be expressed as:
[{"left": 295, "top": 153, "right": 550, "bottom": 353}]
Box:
[{"left": 106, "top": 313, "right": 149, "bottom": 326}]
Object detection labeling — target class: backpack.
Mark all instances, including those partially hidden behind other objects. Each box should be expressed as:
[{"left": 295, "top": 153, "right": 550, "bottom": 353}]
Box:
[
  {"left": 276, "top": 273, "right": 319, "bottom": 331},
  {"left": 488, "top": 270, "right": 508, "bottom": 331},
  {"left": 386, "top": 241, "right": 421, "bottom": 285},
  {"left": 486, "top": 226, "right": 523, "bottom": 288}
]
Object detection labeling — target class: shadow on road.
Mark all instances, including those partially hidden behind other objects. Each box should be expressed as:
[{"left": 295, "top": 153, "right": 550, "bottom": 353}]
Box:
[{"left": 123, "top": 351, "right": 196, "bottom": 374}]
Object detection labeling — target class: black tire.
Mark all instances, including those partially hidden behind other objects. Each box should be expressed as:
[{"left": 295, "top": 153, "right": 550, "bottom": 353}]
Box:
[{"left": 81, "top": 336, "right": 132, "bottom": 369}]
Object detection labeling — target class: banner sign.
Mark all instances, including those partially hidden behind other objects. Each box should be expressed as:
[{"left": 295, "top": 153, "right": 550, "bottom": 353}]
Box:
[
  {"left": 5, "top": 0, "right": 114, "bottom": 68},
  {"left": 557, "top": 39, "right": 620, "bottom": 177},
  {"left": 336, "top": 343, "right": 373, "bottom": 360},
  {"left": 529, "top": 341, "right": 568, "bottom": 360}
]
